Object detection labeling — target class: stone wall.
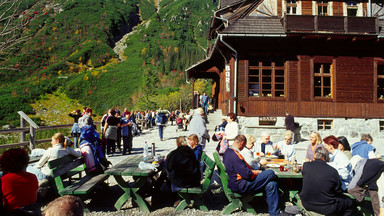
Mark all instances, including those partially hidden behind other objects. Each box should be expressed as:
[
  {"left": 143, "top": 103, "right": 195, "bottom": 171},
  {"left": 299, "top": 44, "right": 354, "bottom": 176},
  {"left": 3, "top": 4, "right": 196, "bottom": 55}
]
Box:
[{"left": 238, "top": 116, "right": 384, "bottom": 143}]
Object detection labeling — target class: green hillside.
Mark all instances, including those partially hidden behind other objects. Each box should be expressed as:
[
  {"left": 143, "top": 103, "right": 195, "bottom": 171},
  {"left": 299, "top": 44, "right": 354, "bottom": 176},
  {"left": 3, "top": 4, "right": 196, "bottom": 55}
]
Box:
[{"left": 0, "top": 0, "right": 217, "bottom": 126}]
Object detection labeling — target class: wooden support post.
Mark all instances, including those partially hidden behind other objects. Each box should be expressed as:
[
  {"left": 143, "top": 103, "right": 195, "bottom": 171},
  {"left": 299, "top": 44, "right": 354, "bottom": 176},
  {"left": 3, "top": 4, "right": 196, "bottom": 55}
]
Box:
[
  {"left": 20, "top": 115, "right": 26, "bottom": 143},
  {"left": 29, "top": 126, "right": 36, "bottom": 150}
]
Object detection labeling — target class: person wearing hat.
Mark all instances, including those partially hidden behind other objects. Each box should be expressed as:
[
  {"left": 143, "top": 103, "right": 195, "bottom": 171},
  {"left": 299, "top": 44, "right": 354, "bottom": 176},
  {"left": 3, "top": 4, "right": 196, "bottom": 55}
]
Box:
[{"left": 323, "top": 135, "right": 352, "bottom": 191}]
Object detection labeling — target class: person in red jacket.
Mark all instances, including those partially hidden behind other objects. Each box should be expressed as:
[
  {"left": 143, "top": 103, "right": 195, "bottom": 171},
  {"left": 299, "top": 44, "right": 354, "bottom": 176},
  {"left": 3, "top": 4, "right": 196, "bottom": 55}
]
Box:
[{"left": 0, "top": 148, "right": 38, "bottom": 211}]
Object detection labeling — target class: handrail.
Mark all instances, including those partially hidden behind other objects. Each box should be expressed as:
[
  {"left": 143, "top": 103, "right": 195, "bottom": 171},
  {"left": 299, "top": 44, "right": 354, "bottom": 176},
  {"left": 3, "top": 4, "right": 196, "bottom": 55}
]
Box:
[{"left": 17, "top": 111, "right": 39, "bottom": 129}]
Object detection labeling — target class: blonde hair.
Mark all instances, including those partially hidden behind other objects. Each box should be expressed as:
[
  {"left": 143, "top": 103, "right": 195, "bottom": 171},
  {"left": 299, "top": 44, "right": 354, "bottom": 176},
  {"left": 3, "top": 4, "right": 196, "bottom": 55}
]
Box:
[
  {"left": 311, "top": 131, "right": 322, "bottom": 145},
  {"left": 188, "top": 134, "right": 199, "bottom": 143},
  {"left": 176, "top": 136, "right": 188, "bottom": 147},
  {"left": 284, "top": 130, "right": 293, "bottom": 139},
  {"left": 244, "top": 134, "right": 256, "bottom": 144},
  {"left": 52, "top": 133, "right": 69, "bottom": 148}
]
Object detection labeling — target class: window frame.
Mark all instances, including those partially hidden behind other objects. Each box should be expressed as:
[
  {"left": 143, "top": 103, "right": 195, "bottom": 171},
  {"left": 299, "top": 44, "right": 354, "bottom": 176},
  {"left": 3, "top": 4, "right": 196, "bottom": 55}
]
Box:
[
  {"left": 247, "top": 57, "right": 286, "bottom": 99},
  {"left": 376, "top": 62, "right": 384, "bottom": 101},
  {"left": 318, "top": 119, "right": 333, "bottom": 131},
  {"left": 313, "top": 62, "right": 333, "bottom": 99},
  {"left": 317, "top": 0, "right": 328, "bottom": 16},
  {"left": 286, "top": 0, "right": 297, "bottom": 15}
]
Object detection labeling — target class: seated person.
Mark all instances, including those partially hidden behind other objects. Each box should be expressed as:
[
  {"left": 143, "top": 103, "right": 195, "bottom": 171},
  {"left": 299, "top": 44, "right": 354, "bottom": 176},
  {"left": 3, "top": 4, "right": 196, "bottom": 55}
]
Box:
[
  {"left": 323, "top": 135, "right": 352, "bottom": 191},
  {"left": 275, "top": 130, "right": 296, "bottom": 162},
  {"left": 305, "top": 131, "right": 323, "bottom": 162},
  {"left": 187, "top": 134, "right": 203, "bottom": 161},
  {"left": 240, "top": 134, "right": 267, "bottom": 170},
  {"left": 300, "top": 147, "right": 355, "bottom": 216},
  {"left": 253, "top": 131, "right": 277, "bottom": 157},
  {"left": 42, "top": 195, "right": 83, "bottom": 216},
  {"left": 215, "top": 118, "right": 227, "bottom": 132},
  {"left": 165, "top": 136, "right": 201, "bottom": 192},
  {"left": 338, "top": 136, "right": 352, "bottom": 160},
  {"left": 0, "top": 148, "right": 38, "bottom": 211},
  {"left": 351, "top": 134, "right": 381, "bottom": 159},
  {"left": 27, "top": 133, "right": 81, "bottom": 181},
  {"left": 223, "top": 135, "right": 280, "bottom": 216}
]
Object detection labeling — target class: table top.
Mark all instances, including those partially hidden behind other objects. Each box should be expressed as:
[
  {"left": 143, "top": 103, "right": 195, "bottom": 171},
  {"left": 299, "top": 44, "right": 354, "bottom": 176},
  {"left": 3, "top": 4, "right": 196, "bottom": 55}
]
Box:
[
  {"left": 265, "top": 159, "right": 303, "bottom": 179},
  {"left": 105, "top": 155, "right": 156, "bottom": 177}
]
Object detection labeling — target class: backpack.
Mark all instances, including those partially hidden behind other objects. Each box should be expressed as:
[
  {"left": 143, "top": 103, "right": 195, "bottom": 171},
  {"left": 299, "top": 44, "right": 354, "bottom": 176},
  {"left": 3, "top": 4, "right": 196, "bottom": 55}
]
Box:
[
  {"left": 80, "top": 141, "right": 101, "bottom": 175},
  {"left": 155, "top": 114, "right": 167, "bottom": 125},
  {"left": 176, "top": 117, "right": 183, "bottom": 125}
]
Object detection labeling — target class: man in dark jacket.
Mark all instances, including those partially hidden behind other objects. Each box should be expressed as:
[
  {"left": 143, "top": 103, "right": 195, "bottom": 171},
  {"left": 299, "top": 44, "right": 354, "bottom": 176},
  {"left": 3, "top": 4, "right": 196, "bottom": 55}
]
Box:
[{"left": 300, "top": 147, "right": 355, "bottom": 215}]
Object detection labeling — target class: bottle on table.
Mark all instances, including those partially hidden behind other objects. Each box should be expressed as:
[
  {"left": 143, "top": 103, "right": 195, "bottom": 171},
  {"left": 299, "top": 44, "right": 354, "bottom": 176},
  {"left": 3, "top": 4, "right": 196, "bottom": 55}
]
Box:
[{"left": 143, "top": 141, "right": 148, "bottom": 161}]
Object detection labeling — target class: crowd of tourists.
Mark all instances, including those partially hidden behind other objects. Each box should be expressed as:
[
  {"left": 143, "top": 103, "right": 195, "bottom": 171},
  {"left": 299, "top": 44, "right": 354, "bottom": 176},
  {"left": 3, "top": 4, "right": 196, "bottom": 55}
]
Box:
[{"left": 1, "top": 104, "right": 384, "bottom": 216}]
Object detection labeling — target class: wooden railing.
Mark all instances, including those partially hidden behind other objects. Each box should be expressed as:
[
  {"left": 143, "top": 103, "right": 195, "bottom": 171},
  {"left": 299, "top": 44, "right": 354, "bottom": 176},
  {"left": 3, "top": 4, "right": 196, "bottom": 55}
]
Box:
[
  {"left": 0, "top": 111, "right": 98, "bottom": 150},
  {"left": 283, "top": 15, "right": 379, "bottom": 35}
]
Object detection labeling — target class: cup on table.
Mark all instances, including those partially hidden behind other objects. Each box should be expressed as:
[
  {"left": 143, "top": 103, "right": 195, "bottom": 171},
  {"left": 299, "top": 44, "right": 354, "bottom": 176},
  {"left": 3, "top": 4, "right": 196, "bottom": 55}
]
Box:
[
  {"left": 256, "top": 152, "right": 260, "bottom": 156},
  {"left": 267, "top": 152, "right": 271, "bottom": 157},
  {"left": 279, "top": 165, "right": 284, "bottom": 172}
]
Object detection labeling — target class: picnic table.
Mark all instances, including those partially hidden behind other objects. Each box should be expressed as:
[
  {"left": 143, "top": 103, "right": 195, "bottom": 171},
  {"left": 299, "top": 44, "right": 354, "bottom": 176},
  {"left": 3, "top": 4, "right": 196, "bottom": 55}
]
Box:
[{"left": 104, "top": 154, "right": 160, "bottom": 212}]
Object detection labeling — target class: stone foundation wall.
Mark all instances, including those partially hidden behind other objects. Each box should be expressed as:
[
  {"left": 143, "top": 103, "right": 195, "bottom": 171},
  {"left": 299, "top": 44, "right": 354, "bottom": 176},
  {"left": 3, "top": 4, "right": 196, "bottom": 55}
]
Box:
[{"left": 238, "top": 116, "right": 384, "bottom": 143}]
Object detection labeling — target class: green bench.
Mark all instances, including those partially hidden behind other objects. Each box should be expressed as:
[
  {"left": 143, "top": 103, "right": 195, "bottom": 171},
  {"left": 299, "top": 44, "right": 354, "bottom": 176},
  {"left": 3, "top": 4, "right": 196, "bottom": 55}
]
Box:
[
  {"left": 175, "top": 152, "right": 216, "bottom": 211},
  {"left": 289, "top": 190, "right": 373, "bottom": 216},
  {"left": 47, "top": 155, "right": 109, "bottom": 203},
  {"left": 213, "top": 152, "right": 263, "bottom": 214}
]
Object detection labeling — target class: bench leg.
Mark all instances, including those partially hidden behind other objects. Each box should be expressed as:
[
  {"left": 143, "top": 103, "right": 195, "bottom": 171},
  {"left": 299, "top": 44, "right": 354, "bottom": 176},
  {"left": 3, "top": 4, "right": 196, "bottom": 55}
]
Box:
[
  {"left": 131, "top": 177, "right": 150, "bottom": 213},
  {"left": 241, "top": 196, "right": 257, "bottom": 214},
  {"left": 222, "top": 199, "right": 242, "bottom": 215}
]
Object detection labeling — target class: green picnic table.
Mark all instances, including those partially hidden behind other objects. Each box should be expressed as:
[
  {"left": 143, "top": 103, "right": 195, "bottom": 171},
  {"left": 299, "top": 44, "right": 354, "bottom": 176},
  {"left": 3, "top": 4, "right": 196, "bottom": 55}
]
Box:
[{"left": 105, "top": 155, "right": 160, "bottom": 212}]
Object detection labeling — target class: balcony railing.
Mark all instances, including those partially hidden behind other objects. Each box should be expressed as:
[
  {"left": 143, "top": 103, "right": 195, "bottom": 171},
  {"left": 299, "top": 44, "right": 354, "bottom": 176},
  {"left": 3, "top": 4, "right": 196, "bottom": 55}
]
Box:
[{"left": 283, "top": 15, "right": 379, "bottom": 35}]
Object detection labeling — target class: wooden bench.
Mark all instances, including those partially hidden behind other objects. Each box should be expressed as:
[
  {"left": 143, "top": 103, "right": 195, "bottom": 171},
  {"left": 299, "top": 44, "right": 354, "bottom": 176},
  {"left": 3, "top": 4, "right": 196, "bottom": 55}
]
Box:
[
  {"left": 47, "top": 155, "right": 109, "bottom": 203},
  {"left": 213, "top": 152, "right": 263, "bottom": 214},
  {"left": 175, "top": 152, "right": 216, "bottom": 211},
  {"left": 289, "top": 190, "right": 373, "bottom": 216}
]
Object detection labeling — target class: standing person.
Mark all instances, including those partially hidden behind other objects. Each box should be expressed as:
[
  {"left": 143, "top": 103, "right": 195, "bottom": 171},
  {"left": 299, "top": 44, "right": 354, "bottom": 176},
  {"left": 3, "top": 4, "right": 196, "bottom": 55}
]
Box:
[
  {"left": 78, "top": 108, "right": 94, "bottom": 129},
  {"left": 120, "top": 112, "right": 133, "bottom": 155},
  {"left": 0, "top": 148, "right": 38, "bottom": 212},
  {"left": 200, "top": 92, "right": 209, "bottom": 115},
  {"left": 323, "top": 135, "right": 353, "bottom": 191},
  {"left": 193, "top": 91, "right": 200, "bottom": 109},
  {"left": 68, "top": 109, "right": 82, "bottom": 148},
  {"left": 115, "top": 110, "right": 122, "bottom": 153},
  {"left": 305, "top": 131, "right": 323, "bottom": 162},
  {"left": 155, "top": 108, "right": 167, "bottom": 141},
  {"left": 223, "top": 135, "right": 280, "bottom": 216},
  {"left": 284, "top": 111, "right": 296, "bottom": 143},
  {"left": 81, "top": 107, "right": 87, "bottom": 116},
  {"left": 300, "top": 147, "right": 355, "bottom": 215},
  {"left": 102, "top": 109, "right": 120, "bottom": 156},
  {"left": 189, "top": 108, "right": 210, "bottom": 149},
  {"left": 145, "top": 110, "right": 152, "bottom": 128}
]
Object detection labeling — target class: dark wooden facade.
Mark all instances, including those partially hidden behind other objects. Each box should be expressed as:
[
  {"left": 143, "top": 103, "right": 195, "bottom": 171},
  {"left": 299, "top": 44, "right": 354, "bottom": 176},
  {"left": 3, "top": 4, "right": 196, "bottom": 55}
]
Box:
[{"left": 187, "top": 0, "right": 384, "bottom": 118}]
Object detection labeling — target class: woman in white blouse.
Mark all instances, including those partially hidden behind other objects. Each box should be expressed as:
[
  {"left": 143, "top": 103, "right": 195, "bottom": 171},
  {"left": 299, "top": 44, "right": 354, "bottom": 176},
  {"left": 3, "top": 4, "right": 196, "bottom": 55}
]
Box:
[
  {"left": 28, "top": 133, "right": 81, "bottom": 180},
  {"left": 223, "top": 112, "right": 239, "bottom": 146},
  {"left": 240, "top": 134, "right": 267, "bottom": 170}
]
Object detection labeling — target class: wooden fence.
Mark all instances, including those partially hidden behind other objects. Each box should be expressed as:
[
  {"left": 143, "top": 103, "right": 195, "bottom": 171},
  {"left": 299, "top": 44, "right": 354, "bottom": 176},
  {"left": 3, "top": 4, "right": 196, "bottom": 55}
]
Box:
[{"left": 0, "top": 111, "right": 98, "bottom": 150}]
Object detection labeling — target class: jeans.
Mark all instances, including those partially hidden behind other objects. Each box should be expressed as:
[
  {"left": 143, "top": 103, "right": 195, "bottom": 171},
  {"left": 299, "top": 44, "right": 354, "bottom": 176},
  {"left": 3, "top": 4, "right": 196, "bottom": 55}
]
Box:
[
  {"left": 242, "top": 170, "right": 280, "bottom": 216},
  {"left": 158, "top": 125, "right": 164, "bottom": 139},
  {"left": 122, "top": 135, "right": 133, "bottom": 154},
  {"left": 27, "top": 166, "right": 49, "bottom": 181}
]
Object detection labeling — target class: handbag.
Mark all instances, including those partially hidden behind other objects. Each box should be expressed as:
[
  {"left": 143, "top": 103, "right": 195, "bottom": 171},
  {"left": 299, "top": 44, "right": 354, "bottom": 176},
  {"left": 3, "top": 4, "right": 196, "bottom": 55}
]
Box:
[{"left": 216, "top": 138, "right": 229, "bottom": 156}]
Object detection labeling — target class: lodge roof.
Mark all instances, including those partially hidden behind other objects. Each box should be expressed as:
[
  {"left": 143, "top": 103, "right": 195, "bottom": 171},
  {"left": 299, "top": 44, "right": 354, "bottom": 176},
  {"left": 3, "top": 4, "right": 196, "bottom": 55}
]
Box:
[
  {"left": 219, "top": 0, "right": 245, "bottom": 9},
  {"left": 221, "top": 16, "right": 285, "bottom": 35}
]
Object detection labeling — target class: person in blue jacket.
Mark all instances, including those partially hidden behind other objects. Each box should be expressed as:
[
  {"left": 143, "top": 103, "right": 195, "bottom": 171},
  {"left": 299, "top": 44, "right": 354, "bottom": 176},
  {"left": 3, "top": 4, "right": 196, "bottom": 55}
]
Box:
[
  {"left": 223, "top": 135, "right": 280, "bottom": 216},
  {"left": 351, "top": 134, "right": 381, "bottom": 159}
]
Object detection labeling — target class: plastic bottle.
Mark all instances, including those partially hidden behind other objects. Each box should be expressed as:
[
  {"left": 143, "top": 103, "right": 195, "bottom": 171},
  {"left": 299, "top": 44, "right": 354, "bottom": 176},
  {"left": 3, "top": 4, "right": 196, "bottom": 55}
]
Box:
[{"left": 143, "top": 141, "right": 148, "bottom": 161}]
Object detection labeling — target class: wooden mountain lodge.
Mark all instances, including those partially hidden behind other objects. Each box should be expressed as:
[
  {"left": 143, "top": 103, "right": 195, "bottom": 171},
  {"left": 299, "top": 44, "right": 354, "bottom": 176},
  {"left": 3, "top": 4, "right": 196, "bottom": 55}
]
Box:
[{"left": 187, "top": 0, "right": 384, "bottom": 120}]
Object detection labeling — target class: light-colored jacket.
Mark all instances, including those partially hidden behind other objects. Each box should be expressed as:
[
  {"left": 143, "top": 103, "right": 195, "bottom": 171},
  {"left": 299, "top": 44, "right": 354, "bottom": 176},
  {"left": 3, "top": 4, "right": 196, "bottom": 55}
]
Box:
[
  {"left": 189, "top": 113, "right": 210, "bottom": 148},
  {"left": 34, "top": 144, "right": 81, "bottom": 176}
]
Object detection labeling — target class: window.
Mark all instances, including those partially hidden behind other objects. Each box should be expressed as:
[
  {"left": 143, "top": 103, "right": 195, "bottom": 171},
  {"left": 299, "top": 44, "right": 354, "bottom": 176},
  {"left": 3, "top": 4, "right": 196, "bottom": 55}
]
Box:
[
  {"left": 314, "top": 63, "right": 332, "bottom": 98},
  {"left": 318, "top": 119, "right": 332, "bottom": 130},
  {"left": 317, "top": 0, "right": 328, "bottom": 16},
  {"left": 286, "top": 0, "right": 297, "bottom": 15},
  {"left": 377, "top": 64, "right": 384, "bottom": 100},
  {"left": 347, "top": 0, "right": 357, "bottom": 16},
  {"left": 380, "top": 121, "right": 384, "bottom": 132},
  {"left": 248, "top": 57, "right": 285, "bottom": 98},
  {"left": 259, "top": 117, "right": 277, "bottom": 126}
]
